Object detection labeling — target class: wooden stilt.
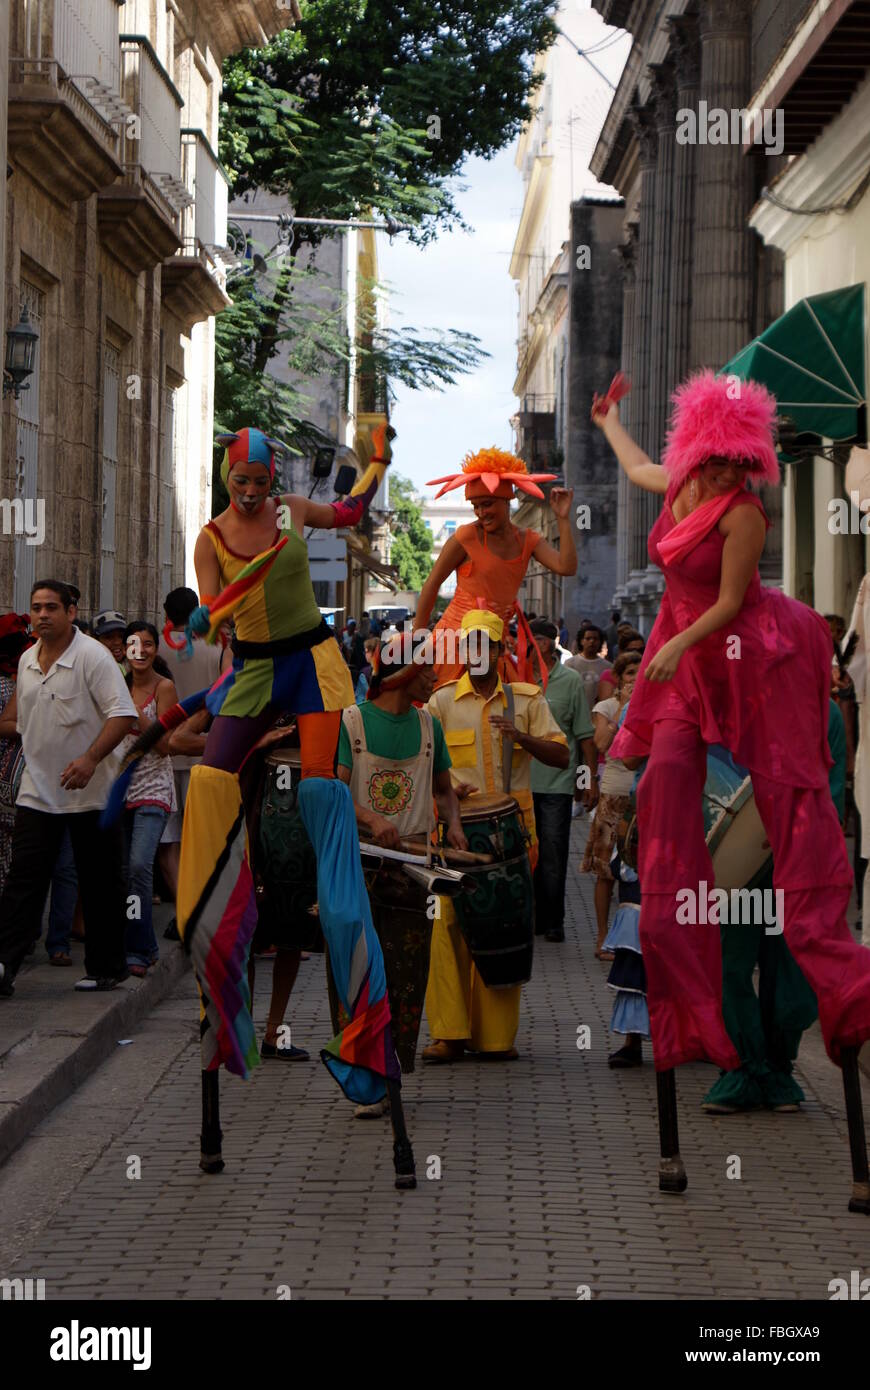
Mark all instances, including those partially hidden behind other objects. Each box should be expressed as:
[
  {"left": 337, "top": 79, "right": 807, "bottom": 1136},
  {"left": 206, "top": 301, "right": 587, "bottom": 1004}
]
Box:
[
  {"left": 386, "top": 1078, "right": 416, "bottom": 1190},
  {"left": 200, "top": 1069, "right": 225, "bottom": 1174},
  {"left": 842, "top": 1046, "right": 870, "bottom": 1214},
  {"left": 656, "top": 1068, "right": 687, "bottom": 1194}
]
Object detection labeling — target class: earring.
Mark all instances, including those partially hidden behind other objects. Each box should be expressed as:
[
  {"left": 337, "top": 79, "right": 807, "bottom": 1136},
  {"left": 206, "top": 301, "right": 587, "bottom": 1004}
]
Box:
[{"left": 689, "top": 474, "right": 697, "bottom": 510}]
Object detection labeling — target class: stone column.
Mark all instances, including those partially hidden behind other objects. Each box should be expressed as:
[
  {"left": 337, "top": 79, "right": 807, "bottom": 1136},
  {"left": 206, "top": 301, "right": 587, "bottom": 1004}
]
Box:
[
  {"left": 689, "top": 0, "right": 755, "bottom": 370},
  {"left": 627, "top": 98, "right": 658, "bottom": 593},
  {"left": 666, "top": 8, "right": 700, "bottom": 401},
  {"left": 614, "top": 228, "right": 637, "bottom": 601},
  {"left": 647, "top": 59, "right": 677, "bottom": 463},
  {"left": 0, "top": 11, "right": 8, "bottom": 490}
]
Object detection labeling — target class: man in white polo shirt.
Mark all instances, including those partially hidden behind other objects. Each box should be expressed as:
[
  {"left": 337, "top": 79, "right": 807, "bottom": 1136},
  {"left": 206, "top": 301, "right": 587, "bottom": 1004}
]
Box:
[{"left": 0, "top": 580, "right": 136, "bottom": 995}]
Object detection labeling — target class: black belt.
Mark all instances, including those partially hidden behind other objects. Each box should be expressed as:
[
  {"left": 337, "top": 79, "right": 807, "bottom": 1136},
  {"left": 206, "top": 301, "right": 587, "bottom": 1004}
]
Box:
[{"left": 232, "top": 618, "right": 332, "bottom": 661}]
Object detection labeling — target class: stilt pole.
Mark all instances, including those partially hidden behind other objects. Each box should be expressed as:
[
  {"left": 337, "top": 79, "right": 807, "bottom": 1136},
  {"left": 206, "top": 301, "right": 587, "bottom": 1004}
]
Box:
[
  {"left": 656, "top": 1067, "right": 687, "bottom": 1194},
  {"left": 386, "top": 1078, "right": 416, "bottom": 1190},
  {"left": 842, "top": 1046, "right": 870, "bottom": 1214},
  {"left": 200, "top": 1069, "right": 225, "bottom": 1174}
]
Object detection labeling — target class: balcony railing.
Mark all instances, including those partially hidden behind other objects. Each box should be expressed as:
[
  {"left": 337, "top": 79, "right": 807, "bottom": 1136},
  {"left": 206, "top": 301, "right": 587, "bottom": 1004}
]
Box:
[
  {"left": 180, "top": 129, "right": 229, "bottom": 266},
  {"left": 55, "top": 0, "right": 121, "bottom": 99},
  {"left": 120, "top": 35, "right": 187, "bottom": 221},
  {"left": 14, "top": 0, "right": 123, "bottom": 109}
]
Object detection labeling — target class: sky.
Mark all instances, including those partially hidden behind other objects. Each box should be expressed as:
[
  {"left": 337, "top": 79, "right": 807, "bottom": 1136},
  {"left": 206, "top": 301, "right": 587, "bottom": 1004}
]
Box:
[{"left": 380, "top": 148, "right": 523, "bottom": 492}]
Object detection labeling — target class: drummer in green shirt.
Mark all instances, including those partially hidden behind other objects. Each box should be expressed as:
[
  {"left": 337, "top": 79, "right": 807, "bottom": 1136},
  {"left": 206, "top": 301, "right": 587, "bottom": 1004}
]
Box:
[
  {"left": 336, "top": 631, "right": 466, "bottom": 1089},
  {"left": 528, "top": 620, "right": 597, "bottom": 943}
]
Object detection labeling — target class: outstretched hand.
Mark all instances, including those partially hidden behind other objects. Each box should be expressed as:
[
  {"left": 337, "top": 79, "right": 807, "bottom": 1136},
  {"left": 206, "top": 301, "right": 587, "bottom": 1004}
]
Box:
[{"left": 548, "top": 486, "right": 574, "bottom": 520}]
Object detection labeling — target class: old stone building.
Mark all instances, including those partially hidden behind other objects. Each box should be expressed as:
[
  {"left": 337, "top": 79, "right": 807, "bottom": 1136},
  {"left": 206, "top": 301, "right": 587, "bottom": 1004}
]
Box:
[
  {"left": 510, "top": 1, "right": 630, "bottom": 629},
  {"left": 590, "top": 0, "right": 791, "bottom": 630},
  {"left": 0, "top": 0, "right": 298, "bottom": 621}
]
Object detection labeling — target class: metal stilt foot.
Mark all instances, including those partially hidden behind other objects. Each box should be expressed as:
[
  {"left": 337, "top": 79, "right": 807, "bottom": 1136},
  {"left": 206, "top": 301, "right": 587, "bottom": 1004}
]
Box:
[
  {"left": 842, "top": 1047, "right": 870, "bottom": 1214},
  {"left": 387, "top": 1078, "right": 416, "bottom": 1190},
  {"left": 200, "top": 1069, "right": 224, "bottom": 1174},
  {"left": 656, "top": 1068, "right": 688, "bottom": 1194}
]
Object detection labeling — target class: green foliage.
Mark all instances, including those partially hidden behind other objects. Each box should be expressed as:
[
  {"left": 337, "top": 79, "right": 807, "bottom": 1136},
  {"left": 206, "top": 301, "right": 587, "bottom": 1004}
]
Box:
[
  {"left": 388, "top": 472, "right": 433, "bottom": 591},
  {"left": 220, "top": 1, "right": 557, "bottom": 242}
]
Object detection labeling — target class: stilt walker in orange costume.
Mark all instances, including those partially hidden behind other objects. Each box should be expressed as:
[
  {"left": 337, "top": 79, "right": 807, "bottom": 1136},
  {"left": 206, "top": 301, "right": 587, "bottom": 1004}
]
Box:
[{"left": 415, "top": 449, "right": 577, "bottom": 687}]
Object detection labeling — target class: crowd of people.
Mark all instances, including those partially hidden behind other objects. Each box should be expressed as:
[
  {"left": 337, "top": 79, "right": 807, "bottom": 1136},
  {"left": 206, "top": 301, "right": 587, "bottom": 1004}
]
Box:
[{"left": 2, "top": 390, "right": 870, "bottom": 1195}]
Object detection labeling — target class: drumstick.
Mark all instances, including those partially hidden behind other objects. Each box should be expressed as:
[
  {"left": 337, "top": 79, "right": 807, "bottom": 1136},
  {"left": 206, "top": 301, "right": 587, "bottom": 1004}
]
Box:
[
  {"left": 398, "top": 837, "right": 495, "bottom": 865},
  {"left": 359, "top": 838, "right": 494, "bottom": 866}
]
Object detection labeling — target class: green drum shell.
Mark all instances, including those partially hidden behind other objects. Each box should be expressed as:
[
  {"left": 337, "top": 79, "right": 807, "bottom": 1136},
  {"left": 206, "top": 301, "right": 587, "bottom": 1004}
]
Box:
[
  {"left": 255, "top": 752, "right": 321, "bottom": 951},
  {"left": 446, "top": 800, "right": 534, "bottom": 989}
]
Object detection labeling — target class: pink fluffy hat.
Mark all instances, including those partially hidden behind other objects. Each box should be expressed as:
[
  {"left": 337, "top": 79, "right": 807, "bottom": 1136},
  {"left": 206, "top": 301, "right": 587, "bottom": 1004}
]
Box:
[{"left": 661, "top": 370, "right": 780, "bottom": 488}]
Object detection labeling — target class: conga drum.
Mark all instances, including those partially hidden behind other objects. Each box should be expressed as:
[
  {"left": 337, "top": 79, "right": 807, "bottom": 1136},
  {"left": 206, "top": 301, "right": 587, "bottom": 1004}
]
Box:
[
  {"left": 442, "top": 792, "right": 535, "bottom": 988},
  {"left": 703, "top": 749, "right": 772, "bottom": 891},
  {"left": 253, "top": 749, "right": 323, "bottom": 952}
]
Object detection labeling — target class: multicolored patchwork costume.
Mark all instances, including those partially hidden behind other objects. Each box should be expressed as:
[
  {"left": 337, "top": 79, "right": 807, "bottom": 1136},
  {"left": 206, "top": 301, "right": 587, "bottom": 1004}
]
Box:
[{"left": 167, "top": 426, "right": 398, "bottom": 1096}]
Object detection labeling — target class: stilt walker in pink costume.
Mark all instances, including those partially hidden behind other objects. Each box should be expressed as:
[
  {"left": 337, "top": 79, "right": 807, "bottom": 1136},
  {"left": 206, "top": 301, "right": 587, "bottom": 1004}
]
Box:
[{"left": 592, "top": 370, "right": 870, "bottom": 1210}]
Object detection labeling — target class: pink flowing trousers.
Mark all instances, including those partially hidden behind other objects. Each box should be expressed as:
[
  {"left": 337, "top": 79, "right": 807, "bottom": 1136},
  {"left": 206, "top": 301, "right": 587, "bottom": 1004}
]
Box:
[{"left": 637, "top": 718, "right": 870, "bottom": 1071}]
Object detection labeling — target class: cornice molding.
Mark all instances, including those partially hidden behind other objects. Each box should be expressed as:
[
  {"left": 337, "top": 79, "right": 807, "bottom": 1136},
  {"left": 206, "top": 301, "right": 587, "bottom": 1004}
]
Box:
[{"left": 749, "top": 72, "right": 870, "bottom": 251}]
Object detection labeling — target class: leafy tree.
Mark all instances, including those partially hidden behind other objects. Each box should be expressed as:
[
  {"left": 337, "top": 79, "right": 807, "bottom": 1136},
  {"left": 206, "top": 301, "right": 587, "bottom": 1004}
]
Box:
[
  {"left": 212, "top": 258, "right": 487, "bottom": 507},
  {"left": 214, "top": 1, "right": 552, "bottom": 504},
  {"left": 220, "top": 1, "right": 557, "bottom": 244},
  {"left": 387, "top": 472, "right": 433, "bottom": 591}
]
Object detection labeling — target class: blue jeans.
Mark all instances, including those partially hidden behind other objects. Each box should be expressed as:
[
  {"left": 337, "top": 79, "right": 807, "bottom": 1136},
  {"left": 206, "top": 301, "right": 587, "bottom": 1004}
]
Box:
[
  {"left": 532, "top": 793, "right": 574, "bottom": 933},
  {"left": 46, "top": 828, "right": 77, "bottom": 957},
  {"left": 124, "top": 808, "right": 168, "bottom": 966}
]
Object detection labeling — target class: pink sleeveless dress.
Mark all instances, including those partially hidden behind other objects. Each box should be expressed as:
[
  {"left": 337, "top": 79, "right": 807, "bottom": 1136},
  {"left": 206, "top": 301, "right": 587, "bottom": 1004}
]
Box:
[{"left": 611, "top": 488, "right": 833, "bottom": 790}]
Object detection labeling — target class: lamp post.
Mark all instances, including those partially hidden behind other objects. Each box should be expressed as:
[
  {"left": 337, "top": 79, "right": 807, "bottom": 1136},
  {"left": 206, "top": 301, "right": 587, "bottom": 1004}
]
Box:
[{"left": 2, "top": 306, "right": 38, "bottom": 400}]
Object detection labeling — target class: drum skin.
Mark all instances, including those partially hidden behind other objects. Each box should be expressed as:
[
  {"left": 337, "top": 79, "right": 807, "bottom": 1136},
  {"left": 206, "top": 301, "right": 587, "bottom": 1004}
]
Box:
[
  {"left": 446, "top": 795, "right": 534, "bottom": 988},
  {"left": 254, "top": 750, "right": 322, "bottom": 952},
  {"left": 703, "top": 749, "right": 772, "bottom": 892}
]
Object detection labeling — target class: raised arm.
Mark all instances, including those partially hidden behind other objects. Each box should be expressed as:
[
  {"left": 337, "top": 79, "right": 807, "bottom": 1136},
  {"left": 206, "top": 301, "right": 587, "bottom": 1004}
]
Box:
[
  {"left": 283, "top": 424, "right": 393, "bottom": 534},
  {"left": 592, "top": 402, "right": 668, "bottom": 495},
  {"left": 416, "top": 534, "right": 469, "bottom": 628},
  {"left": 531, "top": 487, "right": 577, "bottom": 576}
]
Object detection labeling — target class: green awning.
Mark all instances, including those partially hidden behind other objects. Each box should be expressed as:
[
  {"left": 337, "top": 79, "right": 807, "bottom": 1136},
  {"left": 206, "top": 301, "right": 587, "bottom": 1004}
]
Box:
[{"left": 719, "top": 284, "right": 866, "bottom": 447}]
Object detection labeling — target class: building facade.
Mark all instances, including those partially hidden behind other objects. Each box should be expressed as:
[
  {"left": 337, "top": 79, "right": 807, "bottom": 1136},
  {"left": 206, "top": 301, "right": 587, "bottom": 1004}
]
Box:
[
  {"left": 510, "top": 2, "right": 630, "bottom": 630},
  {"left": 746, "top": 0, "right": 870, "bottom": 621},
  {"left": 1, "top": 0, "right": 298, "bottom": 621},
  {"left": 590, "top": 0, "right": 790, "bottom": 630}
]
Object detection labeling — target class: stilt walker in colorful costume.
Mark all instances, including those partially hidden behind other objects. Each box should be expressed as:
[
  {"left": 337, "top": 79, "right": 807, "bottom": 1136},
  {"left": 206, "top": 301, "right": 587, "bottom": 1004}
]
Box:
[
  {"left": 108, "top": 425, "right": 417, "bottom": 1187},
  {"left": 593, "top": 372, "right": 870, "bottom": 1211},
  {"left": 415, "top": 448, "right": 577, "bottom": 686}
]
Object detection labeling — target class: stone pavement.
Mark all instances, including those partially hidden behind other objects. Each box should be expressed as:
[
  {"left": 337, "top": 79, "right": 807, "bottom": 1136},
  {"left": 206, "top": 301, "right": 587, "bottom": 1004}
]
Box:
[
  {"left": 0, "top": 904, "right": 185, "bottom": 1167},
  {"left": 1, "top": 820, "right": 869, "bottom": 1301}
]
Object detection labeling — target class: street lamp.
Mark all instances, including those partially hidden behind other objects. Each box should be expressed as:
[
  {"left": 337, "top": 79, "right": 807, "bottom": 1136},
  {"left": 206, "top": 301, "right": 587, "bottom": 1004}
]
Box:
[{"left": 3, "top": 306, "right": 38, "bottom": 400}]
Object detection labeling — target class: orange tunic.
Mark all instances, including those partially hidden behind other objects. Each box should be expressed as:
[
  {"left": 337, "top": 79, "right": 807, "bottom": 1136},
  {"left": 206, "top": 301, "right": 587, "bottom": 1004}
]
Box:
[{"left": 432, "top": 522, "right": 541, "bottom": 685}]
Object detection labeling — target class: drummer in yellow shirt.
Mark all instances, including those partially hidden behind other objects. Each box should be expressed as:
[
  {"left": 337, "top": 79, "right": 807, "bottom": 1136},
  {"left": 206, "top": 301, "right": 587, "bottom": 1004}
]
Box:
[{"left": 423, "top": 609, "right": 569, "bottom": 1061}]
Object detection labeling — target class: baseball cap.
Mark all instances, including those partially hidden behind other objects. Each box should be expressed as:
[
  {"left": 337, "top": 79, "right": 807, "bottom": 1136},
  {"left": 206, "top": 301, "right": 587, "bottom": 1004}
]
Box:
[{"left": 93, "top": 609, "right": 127, "bottom": 637}]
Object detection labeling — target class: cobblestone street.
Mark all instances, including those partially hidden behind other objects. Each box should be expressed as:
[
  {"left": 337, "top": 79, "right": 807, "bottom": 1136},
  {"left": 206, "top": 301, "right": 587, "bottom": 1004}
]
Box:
[{"left": 1, "top": 821, "right": 868, "bottom": 1302}]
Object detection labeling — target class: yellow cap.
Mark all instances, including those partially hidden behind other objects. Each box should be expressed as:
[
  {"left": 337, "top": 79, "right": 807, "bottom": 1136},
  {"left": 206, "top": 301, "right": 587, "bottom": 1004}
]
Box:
[{"left": 461, "top": 609, "right": 504, "bottom": 643}]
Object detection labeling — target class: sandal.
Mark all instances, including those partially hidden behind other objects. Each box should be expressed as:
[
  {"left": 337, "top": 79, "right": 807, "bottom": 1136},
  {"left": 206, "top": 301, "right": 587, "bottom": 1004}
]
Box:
[
  {"left": 608, "top": 1045, "right": 642, "bottom": 1068},
  {"left": 49, "top": 952, "right": 73, "bottom": 967},
  {"left": 128, "top": 964, "right": 148, "bottom": 978}
]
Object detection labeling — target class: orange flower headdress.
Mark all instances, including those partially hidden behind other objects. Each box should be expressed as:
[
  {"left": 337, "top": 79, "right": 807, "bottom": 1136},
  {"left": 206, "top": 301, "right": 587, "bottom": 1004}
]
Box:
[{"left": 428, "top": 447, "right": 556, "bottom": 501}]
